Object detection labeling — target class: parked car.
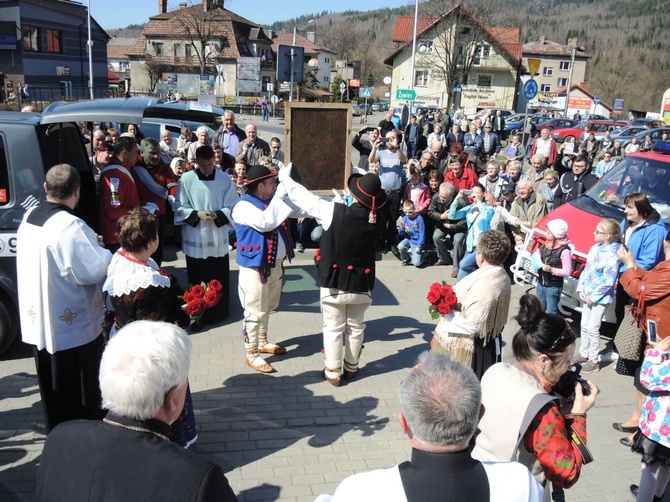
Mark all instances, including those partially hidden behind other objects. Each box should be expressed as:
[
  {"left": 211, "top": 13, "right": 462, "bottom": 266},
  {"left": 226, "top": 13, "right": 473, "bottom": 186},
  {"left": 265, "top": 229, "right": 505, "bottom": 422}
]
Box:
[
  {"left": 371, "top": 102, "right": 382, "bottom": 112},
  {"left": 0, "top": 97, "right": 224, "bottom": 354},
  {"left": 620, "top": 127, "right": 670, "bottom": 149},
  {"left": 512, "top": 141, "right": 670, "bottom": 322},
  {"left": 540, "top": 118, "right": 580, "bottom": 131},
  {"left": 553, "top": 120, "right": 624, "bottom": 143},
  {"left": 631, "top": 117, "right": 666, "bottom": 128},
  {"left": 352, "top": 103, "right": 372, "bottom": 116}
]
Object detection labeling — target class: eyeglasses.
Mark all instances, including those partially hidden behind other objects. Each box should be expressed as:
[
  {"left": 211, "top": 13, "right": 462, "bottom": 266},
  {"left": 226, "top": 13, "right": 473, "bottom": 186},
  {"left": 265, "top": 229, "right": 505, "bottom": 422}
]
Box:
[{"left": 548, "top": 323, "right": 575, "bottom": 353}]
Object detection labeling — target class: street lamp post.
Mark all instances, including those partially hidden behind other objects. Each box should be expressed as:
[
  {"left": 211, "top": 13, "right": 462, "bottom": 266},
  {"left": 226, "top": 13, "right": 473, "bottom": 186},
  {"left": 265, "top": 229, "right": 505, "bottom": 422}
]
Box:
[
  {"left": 408, "top": 0, "right": 419, "bottom": 114},
  {"left": 87, "top": 0, "right": 94, "bottom": 100},
  {"left": 562, "top": 46, "right": 576, "bottom": 119}
]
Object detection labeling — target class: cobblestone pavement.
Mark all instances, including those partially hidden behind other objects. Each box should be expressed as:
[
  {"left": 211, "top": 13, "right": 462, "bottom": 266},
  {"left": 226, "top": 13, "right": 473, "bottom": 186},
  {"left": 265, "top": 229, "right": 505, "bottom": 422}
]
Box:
[{"left": 0, "top": 245, "right": 647, "bottom": 501}]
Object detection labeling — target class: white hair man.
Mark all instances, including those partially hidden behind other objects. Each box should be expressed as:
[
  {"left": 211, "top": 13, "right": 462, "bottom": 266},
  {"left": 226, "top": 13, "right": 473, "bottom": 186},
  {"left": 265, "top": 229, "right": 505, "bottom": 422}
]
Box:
[
  {"left": 36, "top": 321, "right": 238, "bottom": 502},
  {"left": 529, "top": 128, "right": 557, "bottom": 167},
  {"left": 17, "top": 164, "right": 113, "bottom": 431},
  {"left": 317, "top": 352, "right": 543, "bottom": 501},
  {"left": 213, "top": 110, "right": 246, "bottom": 157},
  {"left": 510, "top": 178, "right": 548, "bottom": 246}
]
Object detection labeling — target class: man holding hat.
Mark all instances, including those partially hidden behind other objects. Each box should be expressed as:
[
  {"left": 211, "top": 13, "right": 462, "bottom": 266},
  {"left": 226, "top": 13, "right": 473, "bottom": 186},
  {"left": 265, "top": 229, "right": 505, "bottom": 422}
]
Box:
[
  {"left": 231, "top": 165, "right": 303, "bottom": 373},
  {"left": 278, "top": 166, "right": 387, "bottom": 386},
  {"left": 175, "top": 145, "right": 238, "bottom": 326}
]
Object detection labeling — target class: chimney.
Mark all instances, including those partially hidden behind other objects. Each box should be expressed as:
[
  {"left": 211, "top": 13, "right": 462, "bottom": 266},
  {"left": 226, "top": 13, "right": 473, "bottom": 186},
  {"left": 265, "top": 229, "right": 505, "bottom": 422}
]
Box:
[
  {"left": 539, "top": 36, "right": 546, "bottom": 44},
  {"left": 203, "top": 0, "right": 211, "bottom": 11},
  {"left": 306, "top": 32, "right": 316, "bottom": 43},
  {"left": 158, "top": 0, "right": 167, "bottom": 14},
  {"left": 179, "top": 2, "right": 187, "bottom": 10},
  {"left": 266, "top": 29, "right": 275, "bottom": 39},
  {"left": 567, "top": 37, "right": 578, "bottom": 48}
]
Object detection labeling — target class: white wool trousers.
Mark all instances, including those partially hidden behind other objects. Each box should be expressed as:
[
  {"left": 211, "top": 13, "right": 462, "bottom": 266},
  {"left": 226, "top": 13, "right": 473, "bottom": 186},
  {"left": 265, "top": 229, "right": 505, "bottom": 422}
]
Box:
[
  {"left": 320, "top": 288, "right": 372, "bottom": 378},
  {"left": 239, "top": 265, "right": 283, "bottom": 350}
]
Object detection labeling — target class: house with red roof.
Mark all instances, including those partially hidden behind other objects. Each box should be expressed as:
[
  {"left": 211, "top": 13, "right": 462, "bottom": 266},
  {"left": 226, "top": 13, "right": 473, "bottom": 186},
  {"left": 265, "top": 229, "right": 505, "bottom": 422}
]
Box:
[
  {"left": 125, "top": 0, "right": 273, "bottom": 99},
  {"left": 384, "top": 5, "right": 524, "bottom": 114}
]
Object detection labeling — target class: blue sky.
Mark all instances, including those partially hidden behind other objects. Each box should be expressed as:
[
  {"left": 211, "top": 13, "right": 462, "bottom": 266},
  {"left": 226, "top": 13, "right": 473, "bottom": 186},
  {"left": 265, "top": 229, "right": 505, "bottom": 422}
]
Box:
[{"left": 94, "top": 0, "right": 411, "bottom": 30}]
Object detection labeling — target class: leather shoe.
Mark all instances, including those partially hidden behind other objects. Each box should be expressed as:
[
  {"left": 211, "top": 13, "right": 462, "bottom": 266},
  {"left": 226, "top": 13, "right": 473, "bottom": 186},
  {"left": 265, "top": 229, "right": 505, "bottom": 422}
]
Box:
[
  {"left": 630, "top": 484, "right": 664, "bottom": 501},
  {"left": 342, "top": 369, "right": 357, "bottom": 381},
  {"left": 323, "top": 370, "right": 341, "bottom": 387},
  {"left": 451, "top": 271, "right": 458, "bottom": 278},
  {"left": 620, "top": 437, "right": 633, "bottom": 448},
  {"left": 259, "top": 344, "right": 287, "bottom": 355},
  {"left": 612, "top": 422, "right": 638, "bottom": 433},
  {"left": 433, "top": 259, "right": 447, "bottom": 266}
]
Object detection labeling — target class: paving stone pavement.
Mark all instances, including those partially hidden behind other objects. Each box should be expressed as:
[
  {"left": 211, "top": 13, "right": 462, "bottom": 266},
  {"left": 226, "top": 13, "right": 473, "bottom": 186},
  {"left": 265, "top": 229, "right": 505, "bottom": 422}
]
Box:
[{"left": 0, "top": 244, "right": 649, "bottom": 502}]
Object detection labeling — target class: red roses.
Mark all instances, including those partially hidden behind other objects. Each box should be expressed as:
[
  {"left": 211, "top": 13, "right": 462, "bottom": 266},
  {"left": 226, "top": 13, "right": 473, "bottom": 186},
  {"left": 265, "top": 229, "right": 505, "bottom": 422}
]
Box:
[
  {"left": 426, "top": 281, "right": 458, "bottom": 319},
  {"left": 180, "top": 280, "right": 222, "bottom": 322}
]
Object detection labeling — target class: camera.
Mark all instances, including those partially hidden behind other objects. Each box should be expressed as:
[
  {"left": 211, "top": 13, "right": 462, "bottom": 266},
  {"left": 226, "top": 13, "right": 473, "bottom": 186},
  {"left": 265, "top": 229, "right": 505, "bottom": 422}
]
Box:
[
  {"left": 380, "top": 137, "right": 389, "bottom": 144},
  {"left": 551, "top": 364, "right": 591, "bottom": 401}
]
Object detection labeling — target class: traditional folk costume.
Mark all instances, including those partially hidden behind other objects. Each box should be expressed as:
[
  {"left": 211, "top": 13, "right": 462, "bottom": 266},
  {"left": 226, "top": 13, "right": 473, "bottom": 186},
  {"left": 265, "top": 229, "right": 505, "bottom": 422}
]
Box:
[
  {"left": 474, "top": 362, "right": 589, "bottom": 499},
  {"left": 17, "top": 202, "right": 113, "bottom": 431},
  {"left": 175, "top": 168, "right": 238, "bottom": 324},
  {"left": 132, "top": 158, "right": 178, "bottom": 266},
  {"left": 99, "top": 159, "right": 140, "bottom": 250},
  {"left": 102, "top": 251, "right": 197, "bottom": 447},
  {"left": 280, "top": 170, "right": 386, "bottom": 385},
  {"left": 432, "top": 264, "right": 511, "bottom": 379},
  {"left": 231, "top": 166, "right": 301, "bottom": 373},
  {"left": 325, "top": 448, "right": 543, "bottom": 501}
]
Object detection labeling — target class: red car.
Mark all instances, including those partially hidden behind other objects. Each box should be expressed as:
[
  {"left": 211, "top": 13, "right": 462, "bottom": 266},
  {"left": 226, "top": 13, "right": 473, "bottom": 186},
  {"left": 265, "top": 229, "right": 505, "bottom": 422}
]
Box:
[
  {"left": 551, "top": 120, "right": 626, "bottom": 144},
  {"left": 512, "top": 141, "right": 670, "bottom": 322}
]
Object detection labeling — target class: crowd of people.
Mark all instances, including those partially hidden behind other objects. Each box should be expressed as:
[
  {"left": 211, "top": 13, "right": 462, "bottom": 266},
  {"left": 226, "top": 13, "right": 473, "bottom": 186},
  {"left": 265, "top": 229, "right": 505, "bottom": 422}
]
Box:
[{"left": 15, "top": 104, "right": 670, "bottom": 502}]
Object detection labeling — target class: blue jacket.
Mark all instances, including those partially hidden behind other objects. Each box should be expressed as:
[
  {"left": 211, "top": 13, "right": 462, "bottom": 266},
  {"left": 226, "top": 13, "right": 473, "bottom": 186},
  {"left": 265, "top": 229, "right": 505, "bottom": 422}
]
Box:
[
  {"left": 398, "top": 214, "right": 425, "bottom": 248},
  {"left": 449, "top": 199, "right": 494, "bottom": 251},
  {"left": 620, "top": 211, "right": 667, "bottom": 272}
]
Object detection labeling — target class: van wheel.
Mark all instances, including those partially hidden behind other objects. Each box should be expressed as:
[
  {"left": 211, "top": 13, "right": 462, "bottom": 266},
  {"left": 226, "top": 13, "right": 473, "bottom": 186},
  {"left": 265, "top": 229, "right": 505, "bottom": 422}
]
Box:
[{"left": 0, "top": 300, "right": 18, "bottom": 355}]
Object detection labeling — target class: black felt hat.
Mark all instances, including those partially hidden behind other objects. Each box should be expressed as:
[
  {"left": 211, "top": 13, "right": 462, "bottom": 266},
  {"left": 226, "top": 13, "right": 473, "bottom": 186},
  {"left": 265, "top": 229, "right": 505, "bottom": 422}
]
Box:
[
  {"left": 347, "top": 173, "right": 387, "bottom": 223},
  {"left": 244, "top": 165, "right": 277, "bottom": 186}
]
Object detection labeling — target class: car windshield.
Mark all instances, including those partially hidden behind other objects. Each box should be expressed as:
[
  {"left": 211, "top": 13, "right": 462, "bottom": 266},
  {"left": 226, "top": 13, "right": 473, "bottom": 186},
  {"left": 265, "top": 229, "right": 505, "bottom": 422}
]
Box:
[{"left": 585, "top": 155, "right": 670, "bottom": 224}]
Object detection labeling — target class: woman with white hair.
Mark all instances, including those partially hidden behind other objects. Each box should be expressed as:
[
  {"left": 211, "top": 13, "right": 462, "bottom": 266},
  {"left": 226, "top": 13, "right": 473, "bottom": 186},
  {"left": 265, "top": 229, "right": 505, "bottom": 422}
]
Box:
[{"left": 187, "top": 126, "right": 210, "bottom": 163}]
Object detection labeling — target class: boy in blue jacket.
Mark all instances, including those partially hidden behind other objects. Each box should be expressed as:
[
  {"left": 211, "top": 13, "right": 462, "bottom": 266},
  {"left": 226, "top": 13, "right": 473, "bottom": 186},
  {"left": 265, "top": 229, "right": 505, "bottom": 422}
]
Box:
[{"left": 397, "top": 200, "right": 426, "bottom": 267}]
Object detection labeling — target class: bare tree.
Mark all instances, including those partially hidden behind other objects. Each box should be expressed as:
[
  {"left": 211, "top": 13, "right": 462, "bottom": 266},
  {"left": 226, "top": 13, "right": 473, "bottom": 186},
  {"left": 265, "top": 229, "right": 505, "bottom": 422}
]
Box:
[
  {"left": 329, "top": 21, "right": 357, "bottom": 61},
  {"left": 416, "top": 1, "right": 511, "bottom": 109},
  {"left": 170, "top": 2, "right": 222, "bottom": 75},
  {"left": 141, "top": 58, "right": 173, "bottom": 92}
]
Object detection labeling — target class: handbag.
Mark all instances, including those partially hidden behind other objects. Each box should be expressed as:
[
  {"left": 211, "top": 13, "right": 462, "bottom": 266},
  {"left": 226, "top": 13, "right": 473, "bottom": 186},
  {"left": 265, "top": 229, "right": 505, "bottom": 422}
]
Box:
[{"left": 614, "top": 282, "right": 647, "bottom": 374}]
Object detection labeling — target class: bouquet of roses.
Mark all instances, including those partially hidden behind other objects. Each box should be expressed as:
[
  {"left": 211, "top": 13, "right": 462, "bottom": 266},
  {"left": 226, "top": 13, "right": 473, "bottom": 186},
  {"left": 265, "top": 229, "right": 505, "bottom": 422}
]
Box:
[
  {"left": 180, "top": 280, "right": 223, "bottom": 323},
  {"left": 426, "top": 281, "right": 458, "bottom": 320}
]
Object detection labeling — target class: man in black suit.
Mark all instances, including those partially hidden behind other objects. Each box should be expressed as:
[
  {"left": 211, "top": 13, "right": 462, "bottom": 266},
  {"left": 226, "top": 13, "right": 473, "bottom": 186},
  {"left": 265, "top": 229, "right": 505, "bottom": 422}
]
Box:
[
  {"left": 492, "top": 110, "right": 507, "bottom": 141},
  {"left": 36, "top": 321, "right": 238, "bottom": 502}
]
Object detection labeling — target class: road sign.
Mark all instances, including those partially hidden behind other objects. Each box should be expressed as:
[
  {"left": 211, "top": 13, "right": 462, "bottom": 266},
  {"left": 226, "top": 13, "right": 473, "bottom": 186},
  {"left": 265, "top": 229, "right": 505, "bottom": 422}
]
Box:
[
  {"left": 360, "top": 87, "right": 372, "bottom": 99},
  {"left": 594, "top": 95, "right": 601, "bottom": 106},
  {"left": 453, "top": 87, "right": 462, "bottom": 93},
  {"left": 396, "top": 88, "right": 417, "bottom": 100},
  {"left": 270, "top": 95, "right": 279, "bottom": 104},
  {"left": 339, "top": 82, "right": 346, "bottom": 93},
  {"left": 522, "top": 79, "right": 538, "bottom": 101},
  {"left": 613, "top": 98, "right": 624, "bottom": 112},
  {"left": 527, "top": 58, "right": 542, "bottom": 77}
]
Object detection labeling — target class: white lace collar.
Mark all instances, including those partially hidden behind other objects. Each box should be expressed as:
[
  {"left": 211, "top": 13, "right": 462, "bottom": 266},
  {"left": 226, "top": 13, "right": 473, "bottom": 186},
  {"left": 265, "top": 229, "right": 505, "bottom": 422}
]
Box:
[{"left": 102, "top": 250, "right": 171, "bottom": 297}]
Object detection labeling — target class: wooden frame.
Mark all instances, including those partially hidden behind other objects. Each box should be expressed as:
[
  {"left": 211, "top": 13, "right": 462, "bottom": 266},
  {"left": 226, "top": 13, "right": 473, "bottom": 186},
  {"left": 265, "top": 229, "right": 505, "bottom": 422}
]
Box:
[{"left": 284, "top": 102, "right": 352, "bottom": 194}]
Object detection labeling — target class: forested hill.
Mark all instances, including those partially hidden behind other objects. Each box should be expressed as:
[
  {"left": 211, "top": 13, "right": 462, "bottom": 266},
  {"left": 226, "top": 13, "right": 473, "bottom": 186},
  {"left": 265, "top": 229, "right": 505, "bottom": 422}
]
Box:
[{"left": 267, "top": 0, "right": 668, "bottom": 112}]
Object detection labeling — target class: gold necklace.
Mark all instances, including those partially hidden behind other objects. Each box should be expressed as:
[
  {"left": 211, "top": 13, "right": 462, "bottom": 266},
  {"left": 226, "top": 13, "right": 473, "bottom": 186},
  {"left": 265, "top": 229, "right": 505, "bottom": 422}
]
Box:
[{"left": 103, "top": 417, "right": 170, "bottom": 442}]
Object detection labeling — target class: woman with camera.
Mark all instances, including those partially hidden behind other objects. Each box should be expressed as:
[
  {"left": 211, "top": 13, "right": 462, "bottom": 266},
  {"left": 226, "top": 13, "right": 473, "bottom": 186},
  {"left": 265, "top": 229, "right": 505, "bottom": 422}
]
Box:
[{"left": 473, "top": 294, "right": 599, "bottom": 497}]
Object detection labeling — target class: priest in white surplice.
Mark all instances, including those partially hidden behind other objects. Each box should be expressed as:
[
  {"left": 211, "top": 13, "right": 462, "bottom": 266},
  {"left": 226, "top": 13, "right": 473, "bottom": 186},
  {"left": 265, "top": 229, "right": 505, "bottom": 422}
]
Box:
[
  {"left": 174, "top": 145, "right": 238, "bottom": 326},
  {"left": 17, "top": 164, "right": 112, "bottom": 432}
]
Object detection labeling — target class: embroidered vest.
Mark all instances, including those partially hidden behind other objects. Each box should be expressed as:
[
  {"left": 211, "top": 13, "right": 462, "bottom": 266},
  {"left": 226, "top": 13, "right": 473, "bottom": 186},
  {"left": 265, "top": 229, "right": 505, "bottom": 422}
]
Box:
[{"left": 235, "top": 194, "right": 294, "bottom": 268}]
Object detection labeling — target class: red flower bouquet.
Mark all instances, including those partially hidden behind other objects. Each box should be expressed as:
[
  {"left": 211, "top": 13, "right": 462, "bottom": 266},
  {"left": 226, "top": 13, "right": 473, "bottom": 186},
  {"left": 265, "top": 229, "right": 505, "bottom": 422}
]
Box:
[
  {"left": 426, "top": 281, "right": 458, "bottom": 320},
  {"left": 180, "top": 281, "right": 222, "bottom": 323}
]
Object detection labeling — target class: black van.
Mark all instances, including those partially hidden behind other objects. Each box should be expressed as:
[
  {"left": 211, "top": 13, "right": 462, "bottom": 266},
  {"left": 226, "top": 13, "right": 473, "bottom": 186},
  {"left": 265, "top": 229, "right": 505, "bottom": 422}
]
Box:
[{"left": 0, "top": 97, "right": 224, "bottom": 353}]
